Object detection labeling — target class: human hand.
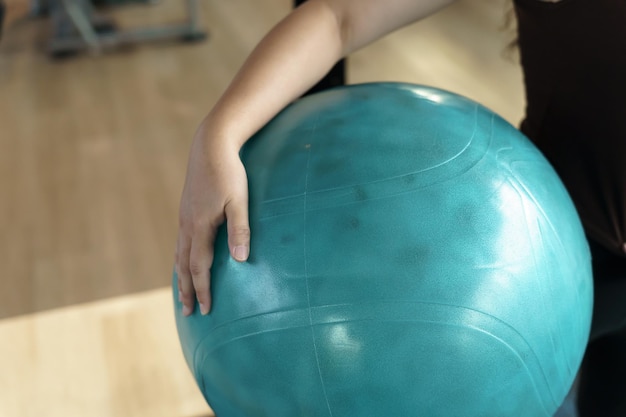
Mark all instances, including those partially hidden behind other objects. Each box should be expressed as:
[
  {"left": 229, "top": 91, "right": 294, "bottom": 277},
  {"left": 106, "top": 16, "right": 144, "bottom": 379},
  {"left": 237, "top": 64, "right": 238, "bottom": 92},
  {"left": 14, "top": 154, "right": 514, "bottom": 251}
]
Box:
[{"left": 175, "top": 123, "right": 250, "bottom": 316}]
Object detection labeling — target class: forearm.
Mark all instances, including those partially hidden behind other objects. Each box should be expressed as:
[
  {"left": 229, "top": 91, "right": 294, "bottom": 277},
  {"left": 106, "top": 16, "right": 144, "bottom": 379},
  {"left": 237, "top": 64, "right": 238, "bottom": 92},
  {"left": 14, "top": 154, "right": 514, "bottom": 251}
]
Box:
[
  {"left": 200, "top": 0, "right": 456, "bottom": 150},
  {"left": 203, "top": 1, "right": 343, "bottom": 149},
  {"left": 177, "top": 0, "right": 456, "bottom": 315}
]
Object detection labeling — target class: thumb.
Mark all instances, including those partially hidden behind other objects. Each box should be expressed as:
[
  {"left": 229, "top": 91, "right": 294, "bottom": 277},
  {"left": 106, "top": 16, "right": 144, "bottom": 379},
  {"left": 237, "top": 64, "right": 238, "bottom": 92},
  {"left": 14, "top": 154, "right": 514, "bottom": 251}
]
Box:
[{"left": 225, "top": 196, "right": 251, "bottom": 262}]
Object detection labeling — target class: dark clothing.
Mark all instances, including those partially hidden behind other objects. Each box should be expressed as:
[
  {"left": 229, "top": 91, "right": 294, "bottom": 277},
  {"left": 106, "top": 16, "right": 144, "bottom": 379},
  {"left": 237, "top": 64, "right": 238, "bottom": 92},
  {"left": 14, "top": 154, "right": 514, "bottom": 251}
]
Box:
[
  {"left": 306, "top": 60, "right": 346, "bottom": 95},
  {"left": 572, "top": 240, "right": 626, "bottom": 416},
  {"left": 513, "top": 0, "right": 626, "bottom": 337},
  {"left": 514, "top": 1, "right": 626, "bottom": 415},
  {"left": 588, "top": 240, "right": 626, "bottom": 340},
  {"left": 514, "top": 0, "right": 626, "bottom": 257},
  {"left": 577, "top": 326, "right": 626, "bottom": 417}
]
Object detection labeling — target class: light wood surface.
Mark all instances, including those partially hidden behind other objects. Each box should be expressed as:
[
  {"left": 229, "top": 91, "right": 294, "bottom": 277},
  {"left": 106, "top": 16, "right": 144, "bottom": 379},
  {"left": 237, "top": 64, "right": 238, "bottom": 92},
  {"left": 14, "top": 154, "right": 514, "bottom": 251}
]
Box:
[
  {"left": 0, "top": 0, "right": 524, "bottom": 415},
  {"left": 0, "top": 288, "right": 213, "bottom": 417},
  {"left": 0, "top": 288, "right": 575, "bottom": 417}
]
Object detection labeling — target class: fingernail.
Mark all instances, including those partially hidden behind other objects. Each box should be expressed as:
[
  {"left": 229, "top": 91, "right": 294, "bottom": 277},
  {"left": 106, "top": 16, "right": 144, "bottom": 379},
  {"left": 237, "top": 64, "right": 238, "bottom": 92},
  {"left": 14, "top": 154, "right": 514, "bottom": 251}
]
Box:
[
  {"left": 234, "top": 245, "right": 249, "bottom": 261},
  {"left": 199, "top": 302, "right": 209, "bottom": 315},
  {"left": 178, "top": 291, "right": 183, "bottom": 302},
  {"left": 183, "top": 305, "right": 192, "bottom": 316}
]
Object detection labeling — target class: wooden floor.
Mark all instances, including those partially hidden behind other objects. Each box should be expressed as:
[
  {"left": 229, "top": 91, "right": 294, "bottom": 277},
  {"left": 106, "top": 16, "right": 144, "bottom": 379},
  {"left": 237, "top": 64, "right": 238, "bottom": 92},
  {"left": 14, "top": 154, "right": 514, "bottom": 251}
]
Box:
[{"left": 0, "top": 0, "right": 524, "bottom": 416}]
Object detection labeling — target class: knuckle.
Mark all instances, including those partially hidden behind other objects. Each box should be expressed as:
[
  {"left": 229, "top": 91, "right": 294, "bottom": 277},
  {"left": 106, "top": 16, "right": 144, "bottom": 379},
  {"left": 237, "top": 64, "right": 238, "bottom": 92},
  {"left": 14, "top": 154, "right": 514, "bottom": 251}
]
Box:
[
  {"left": 188, "top": 261, "right": 206, "bottom": 277},
  {"left": 178, "top": 280, "right": 194, "bottom": 297},
  {"left": 230, "top": 225, "right": 251, "bottom": 239},
  {"left": 178, "top": 262, "right": 191, "bottom": 276},
  {"left": 191, "top": 217, "right": 210, "bottom": 230},
  {"left": 180, "top": 213, "right": 217, "bottom": 233}
]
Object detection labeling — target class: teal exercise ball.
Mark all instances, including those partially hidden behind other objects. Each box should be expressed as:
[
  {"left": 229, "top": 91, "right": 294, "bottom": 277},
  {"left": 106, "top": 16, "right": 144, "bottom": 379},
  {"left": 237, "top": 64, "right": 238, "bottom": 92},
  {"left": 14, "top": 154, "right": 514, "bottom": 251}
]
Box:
[{"left": 173, "top": 83, "right": 593, "bottom": 417}]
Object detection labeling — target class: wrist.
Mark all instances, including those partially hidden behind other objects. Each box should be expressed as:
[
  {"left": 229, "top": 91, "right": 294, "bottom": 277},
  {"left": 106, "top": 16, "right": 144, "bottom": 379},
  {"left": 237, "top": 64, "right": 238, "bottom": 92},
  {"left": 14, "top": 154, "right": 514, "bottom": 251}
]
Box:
[{"left": 196, "top": 113, "right": 247, "bottom": 153}]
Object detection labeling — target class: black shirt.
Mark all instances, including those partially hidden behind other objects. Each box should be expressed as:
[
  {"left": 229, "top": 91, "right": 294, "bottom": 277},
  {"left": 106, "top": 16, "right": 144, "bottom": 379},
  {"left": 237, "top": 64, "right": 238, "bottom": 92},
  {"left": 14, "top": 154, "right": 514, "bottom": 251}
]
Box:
[{"left": 514, "top": 0, "right": 626, "bottom": 256}]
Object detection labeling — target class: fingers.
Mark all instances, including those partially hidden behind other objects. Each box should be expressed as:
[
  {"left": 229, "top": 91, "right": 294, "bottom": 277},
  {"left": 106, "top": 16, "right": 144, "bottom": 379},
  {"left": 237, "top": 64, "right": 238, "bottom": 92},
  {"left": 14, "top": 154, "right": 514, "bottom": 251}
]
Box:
[
  {"left": 176, "top": 198, "right": 247, "bottom": 317},
  {"left": 175, "top": 160, "right": 249, "bottom": 318},
  {"left": 176, "top": 224, "right": 216, "bottom": 316},
  {"left": 225, "top": 196, "right": 251, "bottom": 262},
  {"left": 189, "top": 225, "right": 215, "bottom": 315},
  {"left": 175, "top": 235, "right": 196, "bottom": 316}
]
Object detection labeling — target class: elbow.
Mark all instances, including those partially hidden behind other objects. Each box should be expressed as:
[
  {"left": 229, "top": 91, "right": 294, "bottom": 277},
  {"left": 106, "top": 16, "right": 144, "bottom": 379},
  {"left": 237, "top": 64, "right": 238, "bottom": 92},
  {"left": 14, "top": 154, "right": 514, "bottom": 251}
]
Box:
[{"left": 303, "top": 0, "right": 354, "bottom": 58}]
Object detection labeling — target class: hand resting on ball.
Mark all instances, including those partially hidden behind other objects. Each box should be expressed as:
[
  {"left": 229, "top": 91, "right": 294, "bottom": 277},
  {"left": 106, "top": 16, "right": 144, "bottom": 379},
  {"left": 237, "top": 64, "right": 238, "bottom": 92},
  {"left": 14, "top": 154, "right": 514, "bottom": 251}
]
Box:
[
  {"left": 174, "top": 0, "right": 458, "bottom": 316},
  {"left": 175, "top": 119, "right": 251, "bottom": 315}
]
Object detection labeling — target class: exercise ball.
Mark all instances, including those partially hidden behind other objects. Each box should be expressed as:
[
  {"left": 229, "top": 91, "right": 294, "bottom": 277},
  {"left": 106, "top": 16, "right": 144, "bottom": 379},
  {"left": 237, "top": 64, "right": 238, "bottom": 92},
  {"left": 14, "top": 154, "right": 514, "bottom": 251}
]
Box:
[{"left": 173, "top": 83, "right": 593, "bottom": 417}]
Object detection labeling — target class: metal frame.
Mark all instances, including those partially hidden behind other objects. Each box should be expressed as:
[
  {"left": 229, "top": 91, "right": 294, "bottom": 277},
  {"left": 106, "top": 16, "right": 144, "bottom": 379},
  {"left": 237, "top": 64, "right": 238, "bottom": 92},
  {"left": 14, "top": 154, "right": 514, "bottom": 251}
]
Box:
[{"left": 48, "top": 0, "right": 206, "bottom": 56}]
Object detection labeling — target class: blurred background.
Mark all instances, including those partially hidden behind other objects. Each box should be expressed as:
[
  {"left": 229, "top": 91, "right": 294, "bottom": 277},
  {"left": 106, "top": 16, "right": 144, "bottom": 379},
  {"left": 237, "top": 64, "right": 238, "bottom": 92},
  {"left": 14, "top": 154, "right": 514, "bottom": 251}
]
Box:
[{"left": 0, "top": 0, "right": 524, "bottom": 416}]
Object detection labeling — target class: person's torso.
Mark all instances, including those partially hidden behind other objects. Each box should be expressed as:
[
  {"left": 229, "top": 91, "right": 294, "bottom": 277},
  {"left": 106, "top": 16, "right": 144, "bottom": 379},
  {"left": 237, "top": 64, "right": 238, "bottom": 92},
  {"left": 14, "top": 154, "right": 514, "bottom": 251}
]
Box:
[{"left": 514, "top": 0, "right": 626, "bottom": 256}]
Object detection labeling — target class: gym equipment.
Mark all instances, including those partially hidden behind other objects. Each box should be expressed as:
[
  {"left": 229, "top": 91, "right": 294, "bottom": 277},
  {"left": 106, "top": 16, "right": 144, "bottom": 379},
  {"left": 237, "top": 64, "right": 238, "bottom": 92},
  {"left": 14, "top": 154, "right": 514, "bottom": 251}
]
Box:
[
  {"left": 42, "top": 0, "right": 206, "bottom": 57},
  {"left": 173, "top": 82, "right": 593, "bottom": 417}
]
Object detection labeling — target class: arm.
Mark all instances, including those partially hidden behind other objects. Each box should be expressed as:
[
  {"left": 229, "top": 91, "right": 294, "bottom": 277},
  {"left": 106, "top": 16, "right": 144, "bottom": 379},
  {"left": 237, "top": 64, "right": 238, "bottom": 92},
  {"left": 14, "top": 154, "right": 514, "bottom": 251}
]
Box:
[
  {"left": 206, "top": 0, "right": 455, "bottom": 146},
  {"left": 176, "top": 0, "right": 456, "bottom": 316}
]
